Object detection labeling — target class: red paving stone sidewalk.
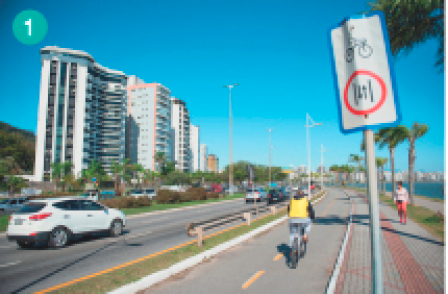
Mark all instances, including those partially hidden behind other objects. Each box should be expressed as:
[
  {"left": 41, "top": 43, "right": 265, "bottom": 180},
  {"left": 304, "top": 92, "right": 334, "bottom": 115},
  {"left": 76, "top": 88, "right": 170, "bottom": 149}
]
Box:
[{"left": 335, "top": 191, "right": 444, "bottom": 294}]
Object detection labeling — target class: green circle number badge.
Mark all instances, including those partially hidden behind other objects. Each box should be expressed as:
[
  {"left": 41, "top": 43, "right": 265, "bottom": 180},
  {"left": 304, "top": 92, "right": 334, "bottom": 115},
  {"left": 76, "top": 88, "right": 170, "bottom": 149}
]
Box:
[{"left": 13, "top": 10, "right": 48, "bottom": 45}]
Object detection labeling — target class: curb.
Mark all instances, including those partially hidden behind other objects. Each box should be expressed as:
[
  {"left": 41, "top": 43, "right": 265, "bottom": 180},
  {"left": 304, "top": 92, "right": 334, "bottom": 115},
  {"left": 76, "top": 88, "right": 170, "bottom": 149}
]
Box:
[
  {"left": 109, "top": 190, "right": 328, "bottom": 294},
  {"left": 326, "top": 193, "right": 354, "bottom": 294}
]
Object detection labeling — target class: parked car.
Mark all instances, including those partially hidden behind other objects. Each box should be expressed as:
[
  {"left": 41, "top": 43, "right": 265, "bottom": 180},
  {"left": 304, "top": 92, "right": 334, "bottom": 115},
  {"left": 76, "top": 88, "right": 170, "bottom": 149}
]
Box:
[
  {"left": 7, "top": 198, "right": 126, "bottom": 249},
  {"left": 245, "top": 187, "right": 268, "bottom": 203},
  {"left": 130, "top": 189, "right": 156, "bottom": 199},
  {"left": 267, "top": 187, "right": 285, "bottom": 204},
  {"left": 0, "top": 197, "right": 30, "bottom": 213},
  {"left": 223, "top": 185, "right": 239, "bottom": 194}
]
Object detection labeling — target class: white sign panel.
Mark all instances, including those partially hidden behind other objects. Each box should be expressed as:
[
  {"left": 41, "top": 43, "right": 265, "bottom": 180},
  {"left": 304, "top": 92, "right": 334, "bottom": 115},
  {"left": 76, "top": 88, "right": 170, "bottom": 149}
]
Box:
[{"left": 328, "top": 11, "right": 401, "bottom": 134}]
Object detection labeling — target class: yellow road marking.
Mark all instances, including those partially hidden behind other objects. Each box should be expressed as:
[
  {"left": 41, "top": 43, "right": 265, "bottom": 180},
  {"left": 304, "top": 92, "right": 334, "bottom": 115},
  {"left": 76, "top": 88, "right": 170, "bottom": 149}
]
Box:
[
  {"left": 242, "top": 271, "right": 265, "bottom": 289},
  {"left": 322, "top": 198, "right": 337, "bottom": 216},
  {"left": 274, "top": 253, "right": 283, "bottom": 261}
]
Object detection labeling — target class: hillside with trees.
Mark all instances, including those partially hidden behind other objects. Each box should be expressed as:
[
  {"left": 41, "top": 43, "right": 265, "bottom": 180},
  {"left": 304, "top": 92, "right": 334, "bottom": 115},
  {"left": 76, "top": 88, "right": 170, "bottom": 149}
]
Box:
[{"left": 0, "top": 121, "right": 35, "bottom": 173}]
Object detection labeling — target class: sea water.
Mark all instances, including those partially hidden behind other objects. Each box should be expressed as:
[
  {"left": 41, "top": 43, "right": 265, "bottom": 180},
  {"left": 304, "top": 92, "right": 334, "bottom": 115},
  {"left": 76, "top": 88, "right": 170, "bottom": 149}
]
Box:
[{"left": 341, "top": 182, "right": 445, "bottom": 200}]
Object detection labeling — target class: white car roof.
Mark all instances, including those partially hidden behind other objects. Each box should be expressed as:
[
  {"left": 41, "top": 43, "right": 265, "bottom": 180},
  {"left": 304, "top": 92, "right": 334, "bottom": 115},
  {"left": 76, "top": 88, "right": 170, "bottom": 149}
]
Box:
[{"left": 29, "top": 197, "right": 89, "bottom": 203}]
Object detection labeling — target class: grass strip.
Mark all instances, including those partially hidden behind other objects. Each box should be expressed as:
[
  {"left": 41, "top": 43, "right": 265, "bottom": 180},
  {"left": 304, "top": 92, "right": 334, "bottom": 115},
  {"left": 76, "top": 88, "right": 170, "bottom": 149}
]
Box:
[
  {"left": 347, "top": 187, "right": 444, "bottom": 241},
  {"left": 48, "top": 209, "right": 287, "bottom": 294},
  {"left": 0, "top": 215, "right": 9, "bottom": 233},
  {"left": 122, "top": 193, "right": 245, "bottom": 216}
]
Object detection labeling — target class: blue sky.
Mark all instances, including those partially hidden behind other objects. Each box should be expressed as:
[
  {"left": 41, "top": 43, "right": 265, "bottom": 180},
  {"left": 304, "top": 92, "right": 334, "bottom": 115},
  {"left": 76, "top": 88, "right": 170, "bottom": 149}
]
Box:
[{"left": 0, "top": 0, "right": 444, "bottom": 172}]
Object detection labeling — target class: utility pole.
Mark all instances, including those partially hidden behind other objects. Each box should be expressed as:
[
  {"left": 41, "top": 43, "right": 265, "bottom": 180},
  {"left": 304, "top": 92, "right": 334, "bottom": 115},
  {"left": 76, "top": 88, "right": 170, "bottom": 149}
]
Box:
[
  {"left": 268, "top": 129, "right": 273, "bottom": 186},
  {"left": 224, "top": 84, "right": 238, "bottom": 197}
]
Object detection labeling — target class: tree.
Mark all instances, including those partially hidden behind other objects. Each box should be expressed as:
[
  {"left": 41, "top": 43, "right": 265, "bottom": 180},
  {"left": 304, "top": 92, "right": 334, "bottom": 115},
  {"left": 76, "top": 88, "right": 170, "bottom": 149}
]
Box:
[
  {"left": 132, "top": 163, "right": 144, "bottom": 188},
  {"left": 154, "top": 152, "right": 167, "bottom": 172},
  {"left": 402, "top": 122, "right": 429, "bottom": 205},
  {"left": 376, "top": 126, "right": 408, "bottom": 195},
  {"left": 111, "top": 160, "right": 123, "bottom": 196},
  {"left": 5, "top": 175, "right": 27, "bottom": 195},
  {"left": 349, "top": 154, "right": 365, "bottom": 183},
  {"left": 51, "top": 162, "right": 63, "bottom": 192},
  {"left": 375, "top": 157, "right": 388, "bottom": 193},
  {"left": 81, "top": 159, "right": 106, "bottom": 188},
  {"left": 369, "top": 0, "right": 444, "bottom": 72}
]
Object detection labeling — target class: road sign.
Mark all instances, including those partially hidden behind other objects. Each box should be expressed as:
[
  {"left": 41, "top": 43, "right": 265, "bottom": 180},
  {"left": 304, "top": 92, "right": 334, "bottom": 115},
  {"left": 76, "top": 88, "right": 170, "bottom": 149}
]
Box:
[{"left": 328, "top": 11, "right": 401, "bottom": 134}]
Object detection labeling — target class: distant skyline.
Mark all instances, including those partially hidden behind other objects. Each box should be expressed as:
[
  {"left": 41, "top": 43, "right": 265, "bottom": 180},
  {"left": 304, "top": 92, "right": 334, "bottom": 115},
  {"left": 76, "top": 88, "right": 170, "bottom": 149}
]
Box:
[{"left": 0, "top": 0, "right": 444, "bottom": 172}]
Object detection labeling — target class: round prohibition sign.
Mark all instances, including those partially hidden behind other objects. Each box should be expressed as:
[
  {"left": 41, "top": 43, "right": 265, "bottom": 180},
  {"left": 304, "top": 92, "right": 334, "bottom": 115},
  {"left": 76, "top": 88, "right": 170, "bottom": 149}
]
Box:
[{"left": 343, "top": 70, "right": 387, "bottom": 116}]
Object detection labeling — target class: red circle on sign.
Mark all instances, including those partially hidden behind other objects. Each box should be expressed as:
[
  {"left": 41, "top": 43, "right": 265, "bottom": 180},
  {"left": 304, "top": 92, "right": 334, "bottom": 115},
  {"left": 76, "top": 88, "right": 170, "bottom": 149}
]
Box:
[{"left": 343, "top": 70, "right": 387, "bottom": 116}]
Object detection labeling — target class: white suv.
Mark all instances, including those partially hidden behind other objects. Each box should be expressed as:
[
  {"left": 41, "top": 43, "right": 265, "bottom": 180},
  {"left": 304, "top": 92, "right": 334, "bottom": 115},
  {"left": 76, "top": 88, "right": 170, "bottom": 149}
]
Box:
[{"left": 7, "top": 198, "right": 126, "bottom": 249}]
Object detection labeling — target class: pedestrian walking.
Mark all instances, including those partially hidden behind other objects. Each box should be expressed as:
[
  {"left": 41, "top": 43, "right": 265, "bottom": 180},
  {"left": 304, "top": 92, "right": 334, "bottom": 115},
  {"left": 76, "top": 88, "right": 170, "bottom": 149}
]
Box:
[{"left": 393, "top": 181, "right": 409, "bottom": 224}]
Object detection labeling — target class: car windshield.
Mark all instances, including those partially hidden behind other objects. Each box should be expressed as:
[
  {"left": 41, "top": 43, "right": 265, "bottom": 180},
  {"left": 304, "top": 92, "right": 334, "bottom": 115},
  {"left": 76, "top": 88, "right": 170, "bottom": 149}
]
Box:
[
  {"left": 15, "top": 202, "right": 46, "bottom": 214},
  {"left": 132, "top": 190, "right": 143, "bottom": 194},
  {"left": 246, "top": 188, "right": 257, "bottom": 192},
  {"left": 0, "top": 200, "right": 9, "bottom": 204}
]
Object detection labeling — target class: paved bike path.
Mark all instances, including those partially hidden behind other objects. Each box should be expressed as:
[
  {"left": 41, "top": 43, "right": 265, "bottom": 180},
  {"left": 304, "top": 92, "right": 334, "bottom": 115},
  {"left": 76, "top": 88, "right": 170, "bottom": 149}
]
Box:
[{"left": 146, "top": 188, "right": 350, "bottom": 294}]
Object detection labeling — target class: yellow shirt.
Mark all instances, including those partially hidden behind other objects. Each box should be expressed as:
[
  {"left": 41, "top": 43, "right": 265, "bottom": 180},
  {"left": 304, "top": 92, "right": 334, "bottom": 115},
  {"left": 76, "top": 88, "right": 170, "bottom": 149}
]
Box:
[{"left": 289, "top": 198, "right": 308, "bottom": 218}]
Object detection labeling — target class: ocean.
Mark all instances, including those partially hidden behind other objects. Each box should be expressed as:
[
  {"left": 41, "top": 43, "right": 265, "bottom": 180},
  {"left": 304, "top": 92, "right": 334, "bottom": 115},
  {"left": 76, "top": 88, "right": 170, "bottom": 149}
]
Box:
[{"left": 337, "top": 182, "right": 445, "bottom": 200}]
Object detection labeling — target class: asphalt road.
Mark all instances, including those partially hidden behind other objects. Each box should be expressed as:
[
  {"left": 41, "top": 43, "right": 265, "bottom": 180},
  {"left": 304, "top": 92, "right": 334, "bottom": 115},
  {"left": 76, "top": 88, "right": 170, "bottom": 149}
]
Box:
[
  {"left": 147, "top": 187, "right": 351, "bottom": 294},
  {"left": 0, "top": 197, "right": 277, "bottom": 294}
]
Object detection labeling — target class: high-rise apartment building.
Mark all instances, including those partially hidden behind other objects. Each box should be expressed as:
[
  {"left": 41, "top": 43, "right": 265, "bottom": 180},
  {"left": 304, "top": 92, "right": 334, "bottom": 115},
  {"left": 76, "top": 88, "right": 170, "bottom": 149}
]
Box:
[
  {"left": 126, "top": 77, "right": 172, "bottom": 170},
  {"left": 34, "top": 46, "right": 127, "bottom": 180},
  {"left": 207, "top": 154, "right": 219, "bottom": 173},
  {"left": 190, "top": 125, "right": 200, "bottom": 172},
  {"left": 200, "top": 144, "right": 208, "bottom": 172},
  {"left": 171, "top": 98, "right": 191, "bottom": 172}
]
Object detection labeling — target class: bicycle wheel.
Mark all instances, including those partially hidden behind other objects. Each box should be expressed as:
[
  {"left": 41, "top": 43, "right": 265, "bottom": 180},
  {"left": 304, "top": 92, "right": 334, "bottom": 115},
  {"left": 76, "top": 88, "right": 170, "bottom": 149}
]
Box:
[{"left": 291, "top": 237, "right": 298, "bottom": 269}]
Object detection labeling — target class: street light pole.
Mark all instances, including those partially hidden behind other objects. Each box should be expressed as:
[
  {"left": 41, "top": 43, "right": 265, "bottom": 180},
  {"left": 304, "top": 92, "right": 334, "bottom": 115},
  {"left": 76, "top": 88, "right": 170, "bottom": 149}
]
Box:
[
  {"left": 268, "top": 129, "right": 273, "bottom": 186},
  {"left": 320, "top": 144, "right": 328, "bottom": 191},
  {"left": 224, "top": 83, "right": 238, "bottom": 197},
  {"left": 305, "top": 113, "right": 322, "bottom": 200}
]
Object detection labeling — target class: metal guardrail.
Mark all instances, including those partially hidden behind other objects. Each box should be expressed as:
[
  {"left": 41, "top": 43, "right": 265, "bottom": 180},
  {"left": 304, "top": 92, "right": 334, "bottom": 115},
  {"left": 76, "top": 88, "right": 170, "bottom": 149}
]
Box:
[{"left": 186, "top": 201, "right": 289, "bottom": 246}]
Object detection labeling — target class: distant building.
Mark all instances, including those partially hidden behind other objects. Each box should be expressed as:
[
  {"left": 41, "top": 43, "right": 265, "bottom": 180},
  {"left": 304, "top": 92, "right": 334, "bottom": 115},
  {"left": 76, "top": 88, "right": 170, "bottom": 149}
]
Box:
[
  {"left": 200, "top": 144, "right": 208, "bottom": 172},
  {"left": 126, "top": 77, "right": 172, "bottom": 171},
  {"left": 171, "top": 98, "right": 191, "bottom": 172},
  {"left": 317, "top": 165, "right": 326, "bottom": 174},
  {"left": 190, "top": 124, "right": 200, "bottom": 172},
  {"left": 298, "top": 165, "right": 307, "bottom": 175},
  {"left": 34, "top": 46, "right": 127, "bottom": 180},
  {"left": 207, "top": 154, "right": 219, "bottom": 173}
]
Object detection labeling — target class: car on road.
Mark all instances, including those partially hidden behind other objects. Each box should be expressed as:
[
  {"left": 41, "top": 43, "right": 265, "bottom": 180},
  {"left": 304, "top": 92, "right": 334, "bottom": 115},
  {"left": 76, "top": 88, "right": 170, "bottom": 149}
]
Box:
[
  {"left": 0, "top": 197, "right": 30, "bottom": 213},
  {"left": 267, "top": 187, "right": 286, "bottom": 204},
  {"left": 245, "top": 187, "right": 267, "bottom": 203},
  {"left": 7, "top": 198, "right": 126, "bottom": 249}
]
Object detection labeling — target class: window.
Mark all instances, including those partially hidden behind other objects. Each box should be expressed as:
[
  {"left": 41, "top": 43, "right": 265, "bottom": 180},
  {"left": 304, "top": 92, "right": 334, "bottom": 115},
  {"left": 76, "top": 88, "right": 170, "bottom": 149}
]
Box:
[
  {"left": 16, "top": 203, "right": 46, "bottom": 214},
  {"left": 53, "top": 200, "right": 80, "bottom": 210},
  {"left": 80, "top": 200, "right": 104, "bottom": 211}
]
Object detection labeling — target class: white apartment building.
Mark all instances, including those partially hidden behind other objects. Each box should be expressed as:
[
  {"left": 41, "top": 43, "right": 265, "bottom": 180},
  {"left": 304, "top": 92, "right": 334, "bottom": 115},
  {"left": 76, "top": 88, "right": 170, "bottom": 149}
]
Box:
[
  {"left": 200, "top": 144, "right": 208, "bottom": 172},
  {"left": 190, "top": 125, "right": 200, "bottom": 172},
  {"left": 126, "top": 77, "right": 172, "bottom": 171},
  {"left": 317, "top": 165, "right": 326, "bottom": 174},
  {"left": 171, "top": 98, "right": 191, "bottom": 172},
  {"left": 298, "top": 165, "right": 307, "bottom": 175},
  {"left": 34, "top": 46, "right": 127, "bottom": 180}
]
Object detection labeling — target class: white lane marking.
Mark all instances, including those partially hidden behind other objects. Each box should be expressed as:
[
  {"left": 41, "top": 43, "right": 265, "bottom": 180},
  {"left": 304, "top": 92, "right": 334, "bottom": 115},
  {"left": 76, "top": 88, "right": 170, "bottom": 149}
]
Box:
[
  {"left": 0, "top": 246, "right": 14, "bottom": 249},
  {"left": 0, "top": 260, "right": 21, "bottom": 268}
]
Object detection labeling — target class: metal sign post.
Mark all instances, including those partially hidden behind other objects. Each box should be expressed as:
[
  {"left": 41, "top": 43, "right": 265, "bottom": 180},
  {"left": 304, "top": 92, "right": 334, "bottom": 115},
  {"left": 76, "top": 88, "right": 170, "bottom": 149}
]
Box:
[{"left": 329, "top": 11, "right": 402, "bottom": 294}]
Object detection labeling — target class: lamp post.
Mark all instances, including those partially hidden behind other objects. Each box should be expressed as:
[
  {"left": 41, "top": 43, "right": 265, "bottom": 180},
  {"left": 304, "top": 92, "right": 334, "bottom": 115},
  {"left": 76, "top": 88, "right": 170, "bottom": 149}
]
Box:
[
  {"left": 305, "top": 113, "right": 322, "bottom": 200},
  {"left": 320, "top": 144, "right": 328, "bottom": 191},
  {"left": 224, "top": 83, "right": 238, "bottom": 197},
  {"left": 268, "top": 129, "right": 273, "bottom": 187}
]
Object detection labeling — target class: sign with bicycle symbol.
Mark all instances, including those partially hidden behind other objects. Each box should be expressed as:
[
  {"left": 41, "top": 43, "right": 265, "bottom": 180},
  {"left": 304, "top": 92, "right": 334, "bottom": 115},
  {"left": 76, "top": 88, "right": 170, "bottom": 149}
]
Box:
[{"left": 328, "top": 11, "right": 401, "bottom": 134}]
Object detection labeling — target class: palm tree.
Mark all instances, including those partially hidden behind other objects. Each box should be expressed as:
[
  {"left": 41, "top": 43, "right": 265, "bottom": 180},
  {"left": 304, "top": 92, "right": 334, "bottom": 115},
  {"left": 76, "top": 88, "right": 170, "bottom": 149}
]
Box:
[
  {"left": 132, "top": 163, "right": 144, "bottom": 188},
  {"left": 369, "top": 0, "right": 444, "bottom": 72},
  {"left": 402, "top": 122, "right": 429, "bottom": 205},
  {"left": 154, "top": 152, "right": 167, "bottom": 172},
  {"left": 376, "top": 126, "right": 408, "bottom": 195},
  {"left": 349, "top": 154, "right": 365, "bottom": 183},
  {"left": 111, "top": 160, "right": 123, "bottom": 196},
  {"left": 376, "top": 157, "right": 388, "bottom": 193},
  {"left": 51, "top": 162, "right": 63, "bottom": 192}
]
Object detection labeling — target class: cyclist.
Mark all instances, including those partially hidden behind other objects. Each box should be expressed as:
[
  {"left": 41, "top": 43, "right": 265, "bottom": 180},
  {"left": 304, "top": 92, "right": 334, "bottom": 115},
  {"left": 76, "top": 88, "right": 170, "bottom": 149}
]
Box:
[{"left": 287, "top": 189, "right": 315, "bottom": 258}]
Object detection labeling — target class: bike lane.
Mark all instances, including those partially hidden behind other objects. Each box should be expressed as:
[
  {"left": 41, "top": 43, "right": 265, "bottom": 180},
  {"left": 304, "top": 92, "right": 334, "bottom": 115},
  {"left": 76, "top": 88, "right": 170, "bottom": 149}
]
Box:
[{"left": 145, "top": 188, "right": 350, "bottom": 294}]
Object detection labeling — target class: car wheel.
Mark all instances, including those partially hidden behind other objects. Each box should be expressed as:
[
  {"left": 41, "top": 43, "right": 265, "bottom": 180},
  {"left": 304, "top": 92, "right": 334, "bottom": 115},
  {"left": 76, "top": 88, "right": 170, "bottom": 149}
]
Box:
[
  {"left": 17, "top": 241, "right": 35, "bottom": 249},
  {"left": 48, "top": 227, "right": 69, "bottom": 248},
  {"left": 109, "top": 219, "right": 123, "bottom": 237}
]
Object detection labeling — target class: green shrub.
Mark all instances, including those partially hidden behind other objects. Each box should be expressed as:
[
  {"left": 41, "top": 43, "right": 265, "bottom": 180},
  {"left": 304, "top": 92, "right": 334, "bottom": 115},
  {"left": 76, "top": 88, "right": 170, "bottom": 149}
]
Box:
[
  {"left": 186, "top": 187, "right": 207, "bottom": 201},
  {"left": 206, "top": 192, "right": 220, "bottom": 199},
  {"left": 179, "top": 192, "right": 195, "bottom": 202},
  {"left": 156, "top": 190, "right": 180, "bottom": 204}
]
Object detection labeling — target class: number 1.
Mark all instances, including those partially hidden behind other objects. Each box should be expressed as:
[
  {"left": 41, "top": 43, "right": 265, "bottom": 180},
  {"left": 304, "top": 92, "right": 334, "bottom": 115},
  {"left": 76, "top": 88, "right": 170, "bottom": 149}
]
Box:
[{"left": 25, "top": 18, "right": 31, "bottom": 36}]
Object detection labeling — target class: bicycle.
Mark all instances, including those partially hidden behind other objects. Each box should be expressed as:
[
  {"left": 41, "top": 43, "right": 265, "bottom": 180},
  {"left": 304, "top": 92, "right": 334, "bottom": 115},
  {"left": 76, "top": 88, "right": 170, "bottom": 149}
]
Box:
[
  {"left": 346, "top": 37, "right": 373, "bottom": 62},
  {"left": 290, "top": 225, "right": 307, "bottom": 269}
]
